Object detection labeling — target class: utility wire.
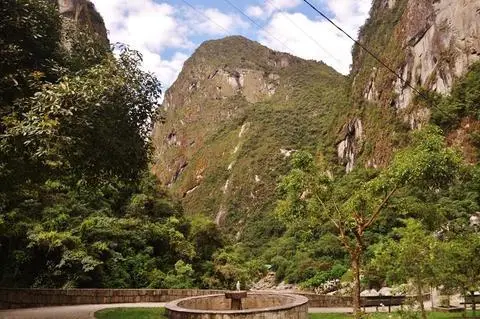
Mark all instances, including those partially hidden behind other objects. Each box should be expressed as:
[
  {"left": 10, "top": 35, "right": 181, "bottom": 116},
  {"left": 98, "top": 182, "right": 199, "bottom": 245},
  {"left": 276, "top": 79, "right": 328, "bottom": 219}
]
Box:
[
  {"left": 221, "top": 0, "right": 297, "bottom": 55},
  {"left": 302, "top": 0, "right": 451, "bottom": 117},
  {"left": 180, "top": 0, "right": 231, "bottom": 35},
  {"left": 265, "top": 0, "right": 344, "bottom": 67},
  {"left": 302, "top": 0, "right": 404, "bottom": 85}
]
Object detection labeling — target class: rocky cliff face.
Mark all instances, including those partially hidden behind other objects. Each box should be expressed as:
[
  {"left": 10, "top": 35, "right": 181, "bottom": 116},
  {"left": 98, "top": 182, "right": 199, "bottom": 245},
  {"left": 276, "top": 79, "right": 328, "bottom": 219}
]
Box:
[
  {"left": 152, "top": 36, "right": 350, "bottom": 236},
  {"left": 341, "top": 0, "right": 480, "bottom": 171},
  {"left": 392, "top": 0, "right": 480, "bottom": 109},
  {"left": 53, "top": 0, "right": 108, "bottom": 42}
]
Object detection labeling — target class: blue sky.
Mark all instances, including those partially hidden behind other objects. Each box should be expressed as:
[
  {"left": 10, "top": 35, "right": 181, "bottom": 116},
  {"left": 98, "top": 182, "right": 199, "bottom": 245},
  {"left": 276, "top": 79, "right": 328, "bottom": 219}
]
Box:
[{"left": 90, "top": 0, "right": 372, "bottom": 89}]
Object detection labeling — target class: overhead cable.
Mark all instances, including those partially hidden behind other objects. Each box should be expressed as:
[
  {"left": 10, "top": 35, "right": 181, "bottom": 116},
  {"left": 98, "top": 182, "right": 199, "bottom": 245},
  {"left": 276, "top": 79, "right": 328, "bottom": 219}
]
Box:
[
  {"left": 180, "top": 0, "right": 231, "bottom": 34},
  {"left": 265, "top": 0, "right": 344, "bottom": 67},
  {"left": 302, "top": 0, "right": 451, "bottom": 117},
  {"left": 221, "top": 0, "right": 297, "bottom": 54}
]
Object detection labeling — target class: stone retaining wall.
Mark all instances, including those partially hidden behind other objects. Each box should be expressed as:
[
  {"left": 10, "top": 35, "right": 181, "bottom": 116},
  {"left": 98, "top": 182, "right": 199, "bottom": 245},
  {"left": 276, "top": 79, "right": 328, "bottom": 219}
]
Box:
[
  {"left": 298, "top": 293, "right": 352, "bottom": 307},
  {"left": 0, "top": 288, "right": 372, "bottom": 310},
  {"left": 0, "top": 288, "right": 225, "bottom": 309}
]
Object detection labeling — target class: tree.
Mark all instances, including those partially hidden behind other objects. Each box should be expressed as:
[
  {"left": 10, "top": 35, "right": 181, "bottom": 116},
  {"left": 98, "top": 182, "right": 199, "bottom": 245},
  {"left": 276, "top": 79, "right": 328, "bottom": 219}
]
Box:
[
  {"left": 0, "top": 0, "right": 61, "bottom": 109},
  {"left": 371, "top": 219, "right": 436, "bottom": 319},
  {"left": 435, "top": 232, "right": 480, "bottom": 315},
  {"left": 2, "top": 46, "right": 161, "bottom": 182},
  {"left": 0, "top": 0, "right": 223, "bottom": 289},
  {"left": 276, "top": 126, "right": 461, "bottom": 318}
]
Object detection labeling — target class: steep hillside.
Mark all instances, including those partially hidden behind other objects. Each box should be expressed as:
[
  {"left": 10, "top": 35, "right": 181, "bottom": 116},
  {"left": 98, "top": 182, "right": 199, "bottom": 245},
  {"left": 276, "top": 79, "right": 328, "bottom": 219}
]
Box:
[
  {"left": 341, "top": 0, "right": 480, "bottom": 170},
  {"left": 52, "top": 0, "right": 108, "bottom": 40},
  {"left": 152, "top": 36, "right": 350, "bottom": 237}
]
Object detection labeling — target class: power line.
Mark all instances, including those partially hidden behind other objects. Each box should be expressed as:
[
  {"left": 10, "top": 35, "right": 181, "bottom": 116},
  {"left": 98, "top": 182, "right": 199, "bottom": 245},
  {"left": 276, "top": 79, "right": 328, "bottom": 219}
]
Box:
[
  {"left": 265, "top": 0, "right": 344, "bottom": 67},
  {"left": 301, "top": 0, "right": 451, "bottom": 117},
  {"left": 180, "top": 0, "right": 231, "bottom": 35},
  {"left": 182, "top": 0, "right": 296, "bottom": 59},
  {"left": 302, "top": 0, "right": 404, "bottom": 85},
  {"left": 221, "top": 0, "right": 296, "bottom": 54}
]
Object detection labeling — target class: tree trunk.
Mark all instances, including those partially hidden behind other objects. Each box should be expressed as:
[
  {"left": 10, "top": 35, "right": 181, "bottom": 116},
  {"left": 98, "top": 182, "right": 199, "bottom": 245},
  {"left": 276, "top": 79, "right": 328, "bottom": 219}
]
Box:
[
  {"left": 431, "top": 287, "right": 434, "bottom": 311},
  {"left": 417, "top": 284, "right": 427, "bottom": 319},
  {"left": 352, "top": 254, "right": 362, "bottom": 319},
  {"left": 471, "top": 291, "right": 476, "bottom": 317}
]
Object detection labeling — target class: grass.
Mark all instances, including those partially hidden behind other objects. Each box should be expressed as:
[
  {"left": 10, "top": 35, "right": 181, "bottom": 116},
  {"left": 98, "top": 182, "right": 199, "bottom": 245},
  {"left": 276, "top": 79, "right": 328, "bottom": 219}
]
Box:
[
  {"left": 94, "top": 307, "right": 167, "bottom": 319},
  {"left": 94, "top": 308, "right": 479, "bottom": 319},
  {"left": 310, "top": 311, "right": 479, "bottom": 319}
]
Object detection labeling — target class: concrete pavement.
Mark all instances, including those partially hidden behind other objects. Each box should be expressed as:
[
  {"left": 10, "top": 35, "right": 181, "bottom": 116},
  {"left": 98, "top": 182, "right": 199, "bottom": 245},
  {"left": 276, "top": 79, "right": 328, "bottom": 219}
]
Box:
[{"left": 0, "top": 303, "right": 166, "bottom": 319}]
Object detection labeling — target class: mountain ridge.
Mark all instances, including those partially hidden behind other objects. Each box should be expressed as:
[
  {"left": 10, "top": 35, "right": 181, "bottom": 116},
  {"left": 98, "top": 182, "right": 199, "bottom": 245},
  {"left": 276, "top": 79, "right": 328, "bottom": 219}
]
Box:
[{"left": 152, "top": 36, "right": 350, "bottom": 237}]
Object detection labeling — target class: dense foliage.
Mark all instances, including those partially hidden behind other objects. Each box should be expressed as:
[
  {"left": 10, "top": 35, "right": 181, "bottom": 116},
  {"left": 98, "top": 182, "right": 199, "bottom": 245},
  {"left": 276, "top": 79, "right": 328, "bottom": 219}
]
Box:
[
  {"left": 0, "top": 0, "right": 223, "bottom": 288},
  {"left": 1, "top": 0, "right": 480, "bottom": 302}
]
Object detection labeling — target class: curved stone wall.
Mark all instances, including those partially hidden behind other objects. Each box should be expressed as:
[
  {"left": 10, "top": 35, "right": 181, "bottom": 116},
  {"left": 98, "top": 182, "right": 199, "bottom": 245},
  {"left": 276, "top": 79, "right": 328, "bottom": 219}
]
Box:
[{"left": 166, "top": 293, "right": 309, "bottom": 319}]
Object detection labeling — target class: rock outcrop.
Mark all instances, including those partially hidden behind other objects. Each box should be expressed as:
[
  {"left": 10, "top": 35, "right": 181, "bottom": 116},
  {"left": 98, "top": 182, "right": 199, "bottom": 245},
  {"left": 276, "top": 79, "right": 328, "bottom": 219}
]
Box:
[
  {"left": 53, "top": 0, "right": 108, "bottom": 42},
  {"left": 337, "top": 119, "right": 363, "bottom": 173},
  {"left": 392, "top": 0, "right": 480, "bottom": 110},
  {"left": 153, "top": 37, "right": 294, "bottom": 187},
  {"left": 345, "top": 0, "right": 480, "bottom": 171},
  {"left": 152, "top": 36, "right": 349, "bottom": 236}
]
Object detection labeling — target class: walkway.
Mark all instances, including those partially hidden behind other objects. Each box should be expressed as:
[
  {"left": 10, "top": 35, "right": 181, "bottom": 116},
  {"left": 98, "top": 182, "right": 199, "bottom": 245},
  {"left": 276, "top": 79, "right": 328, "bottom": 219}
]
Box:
[
  {"left": 0, "top": 301, "right": 435, "bottom": 319},
  {"left": 0, "top": 303, "right": 166, "bottom": 319}
]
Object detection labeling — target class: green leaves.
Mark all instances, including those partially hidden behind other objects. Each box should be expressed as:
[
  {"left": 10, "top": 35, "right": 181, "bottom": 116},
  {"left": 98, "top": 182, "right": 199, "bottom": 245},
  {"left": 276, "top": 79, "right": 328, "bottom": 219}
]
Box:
[
  {"left": 0, "top": 0, "right": 61, "bottom": 107},
  {"left": 371, "top": 219, "right": 436, "bottom": 285},
  {"left": 3, "top": 46, "right": 161, "bottom": 181},
  {"left": 386, "top": 125, "right": 462, "bottom": 188},
  {"left": 431, "top": 62, "right": 480, "bottom": 130},
  {"left": 434, "top": 232, "right": 480, "bottom": 293}
]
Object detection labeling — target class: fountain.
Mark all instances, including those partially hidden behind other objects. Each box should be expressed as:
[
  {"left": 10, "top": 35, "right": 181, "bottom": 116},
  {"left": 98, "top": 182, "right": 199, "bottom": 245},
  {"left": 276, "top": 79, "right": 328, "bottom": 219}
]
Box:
[{"left": 165, "top": 290, "right": 308, "bottom": 319}]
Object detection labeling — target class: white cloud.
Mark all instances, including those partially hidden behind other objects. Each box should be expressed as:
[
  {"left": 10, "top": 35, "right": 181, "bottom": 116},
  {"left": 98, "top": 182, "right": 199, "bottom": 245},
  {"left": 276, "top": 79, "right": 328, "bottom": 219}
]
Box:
[
  {"left": 324, "top": 0, "right": 371, "bottom": 36},
  {"left": 248, "top": 0, "right": 302, "bottom": 18},
  {"left": 258, "top": 0, "right": 371, "bottom": 74},
  {"left": 142, "top": 51, "right": 190, "bottom": 90},
  {"left": 246, "top": 5, "right": 264, "bottom": 18},
  {"left": 266, "top": 0, "right": 302, "bottom": 12},
  {"left": 90, "top": 0, "right": 247, "bottom": 87},
  {"left": 195, "top": 8, "right": 249, "bottom": 35},
  {"left": 90, "top": 0, "right": 191, "bottom": 87},
  {"left": 92, "top": 1, "right": 191, "bottom": 52}
]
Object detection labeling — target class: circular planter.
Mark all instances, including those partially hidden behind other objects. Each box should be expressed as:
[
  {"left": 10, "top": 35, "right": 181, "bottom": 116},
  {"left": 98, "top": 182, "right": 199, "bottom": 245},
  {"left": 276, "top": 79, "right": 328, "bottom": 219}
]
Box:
[{"left": 165, "top": 292, "right": 309, "bottom": 319}]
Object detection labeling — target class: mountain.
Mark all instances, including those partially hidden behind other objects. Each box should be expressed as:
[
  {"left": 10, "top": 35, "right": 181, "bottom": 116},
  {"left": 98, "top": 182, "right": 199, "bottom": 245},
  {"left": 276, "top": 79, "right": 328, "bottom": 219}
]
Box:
[
  {"left": 152, "top": 36, "right": 351, "bottom": 237},
  {"left": 152, "top": 0, "right": 480, "bottom": 240},
  {"left": 340, "top": 0, "right": 480, "bottom": 170}
]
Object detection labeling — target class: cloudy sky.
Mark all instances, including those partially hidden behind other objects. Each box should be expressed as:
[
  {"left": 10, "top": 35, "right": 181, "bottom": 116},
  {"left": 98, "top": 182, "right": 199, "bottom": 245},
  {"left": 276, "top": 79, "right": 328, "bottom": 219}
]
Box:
[{"left": 90, "top": 0, "right": 372, "bottom": 89}]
